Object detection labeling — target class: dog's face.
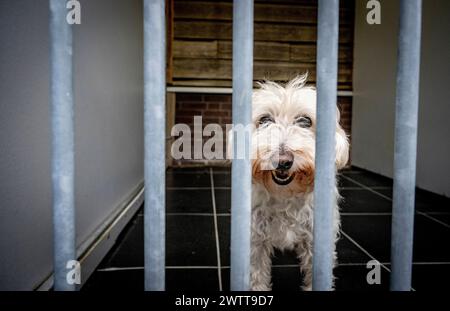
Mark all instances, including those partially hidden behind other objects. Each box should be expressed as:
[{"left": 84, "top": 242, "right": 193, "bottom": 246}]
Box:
[{"left": 251, "top": 76, "right": 349, "bottom": 197}]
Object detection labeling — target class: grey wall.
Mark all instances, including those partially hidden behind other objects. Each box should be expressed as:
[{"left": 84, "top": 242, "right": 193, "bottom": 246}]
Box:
[
  {"left": 352, "top": 0, "right": 450, "bottom": 197},
  {"left": 0, "top": 0, "right": 144, "bottom": 290}
]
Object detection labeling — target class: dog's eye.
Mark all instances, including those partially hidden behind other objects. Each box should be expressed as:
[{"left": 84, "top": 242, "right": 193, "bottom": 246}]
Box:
[
  {"left": 258, "top": 115, "right": 274, "bottom": 126},
  {"left": 294, "top": 116, "right": 312, "bottom": 128}
]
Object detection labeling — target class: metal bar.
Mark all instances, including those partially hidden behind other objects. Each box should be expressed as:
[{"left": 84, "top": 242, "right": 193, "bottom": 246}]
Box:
[
  {"left": 143, "top": 0, "right": 166, "bottom": 291},
  {"left": 49, "top": 0, "right": 76, "bottom": 291},
  {"left": 312, "top": 0, "right": 340, "bottom": 291},
  {"left": 390, "top": 0, "right": 422, "bottom": 291},
  {"left": 230, "top": 0, "right": 253, "bottom": 291}
]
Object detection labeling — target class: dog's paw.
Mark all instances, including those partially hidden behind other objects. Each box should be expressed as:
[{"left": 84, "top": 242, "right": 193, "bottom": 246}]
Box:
[
  {"left": 251, "top": 284, "right": 272, "bottom": 291},
  {"left": 301, "top": 284, "right": 312, "bottom": 291}
]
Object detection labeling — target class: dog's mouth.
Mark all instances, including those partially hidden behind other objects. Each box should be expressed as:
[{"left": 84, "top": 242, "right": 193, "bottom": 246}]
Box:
[{"left": 271, "top": 170, "right": 295, "bottom": 186}]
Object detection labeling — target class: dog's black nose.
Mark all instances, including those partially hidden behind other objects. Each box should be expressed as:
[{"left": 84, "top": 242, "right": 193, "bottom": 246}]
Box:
[{"left": 275, "top": 151, "right": 294, "bottom": 170}]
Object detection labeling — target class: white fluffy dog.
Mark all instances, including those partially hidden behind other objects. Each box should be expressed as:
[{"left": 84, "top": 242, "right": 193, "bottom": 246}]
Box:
[{"left": 249, "top": 75, "right": 349, "bottom": 291}]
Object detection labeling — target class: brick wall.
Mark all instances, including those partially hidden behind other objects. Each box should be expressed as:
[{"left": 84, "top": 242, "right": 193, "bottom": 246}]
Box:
[
  {"left": 175, "top": 93, "right": 232, "bottom": 127},
  {"left": 173, "top": 92, "right": 353, "bottom": 163}
]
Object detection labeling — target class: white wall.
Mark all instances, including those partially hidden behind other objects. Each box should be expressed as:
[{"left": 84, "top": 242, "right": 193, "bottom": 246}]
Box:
[
  {"left": 0, "top": 0, "right": 144, "bottom": 290},
  {"left": 352, "top": 0, "right": 450, "bottom": 197}
]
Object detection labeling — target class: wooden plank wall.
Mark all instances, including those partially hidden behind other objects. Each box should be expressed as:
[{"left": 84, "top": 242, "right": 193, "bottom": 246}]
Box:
[{"left": 171, "top": 0, "right": 355, "bottom": 89}]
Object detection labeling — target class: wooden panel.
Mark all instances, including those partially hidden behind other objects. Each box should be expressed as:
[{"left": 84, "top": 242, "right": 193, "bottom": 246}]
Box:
[
  {"left": 166, "top": 0, "right": 174, "bottom": 83},
  {"left": 175, "top": 0, "right": 319, "bottom": 7},
  {"left": 175, "top": 21, "right": 231, "bottom": 40},
  {"left": 289, "top": 44, "right": 353, "bottom": 63},
  {"left": 171, "top": 79, "right": 234, "bottom": 87},
  {"left": 173, "top": 58, "right": 352, "bottom": 82},
  {"left": 175, "top": 1, "right": 233, "bottom": 21},
  {"left": 254, "top": 61, "right": 352, "bottom": 82},
  {"left": 219, "top": 41, "right": 291, "bottom": 61},
  {"left": 255, "top": 0, "right": 355, "bottom": 10},
  {"left": 171, "top": 0, "right": 355, "bottom": 90},
  {"left": 174, "top": 21, "right": 352, "bottom": 43},
  {"left": 174, "top": 40, "right": 291, "bottom": 61},
  {"left": 174, "top": 40, "right": 352, "bottom": 63},
  {"left": 173, "top": 40, "right": 218, "bottom": 58},
  {"left": 175, "top": 1, "right": 352, "bottom": 25},
  {"left": 166, "top": 92, "right": 176, "bottom": 167}
]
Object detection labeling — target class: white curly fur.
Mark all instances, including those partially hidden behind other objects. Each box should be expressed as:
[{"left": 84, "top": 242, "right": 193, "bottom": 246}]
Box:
[{"left": 249, "top": 75, "right": 349, "bottom": 291}]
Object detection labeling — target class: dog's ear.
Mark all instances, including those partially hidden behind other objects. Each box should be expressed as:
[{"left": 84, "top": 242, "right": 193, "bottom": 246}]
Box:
[{"left": 335, "top": 122, "right": 349, "bottom": 170}]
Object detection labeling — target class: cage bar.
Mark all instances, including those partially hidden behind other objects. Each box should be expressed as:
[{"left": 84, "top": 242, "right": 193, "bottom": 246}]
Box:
[
  {"left": 143, "top": 0, "right": 166, "bottom": 291},
  {"left": 49, "top": 0, "right": 76, "bottom": 291},
  {"left": 390, "top": 0, "right": 422, "bottom": 291},
  {"left": 230, "top": 0, "right": 254, "bottom": 291},
  {"left": 312, "top": 0, "right": 340, "bottom": 291}
]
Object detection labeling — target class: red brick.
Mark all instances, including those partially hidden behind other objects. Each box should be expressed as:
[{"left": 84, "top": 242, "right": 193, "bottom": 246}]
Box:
[
  {"left": 206, "top": 102, "right": 222, "bottom": 109},
  {"left": 204, "top": 95, "right": 232, "bottom": 102},
  {"left": 220, "top": 103, "right": 232, "bottom": 110},
  {"left": 180, "top": 103, "right": 207, "bottom": 110},
  {"left": 204, "top": 110, "right": 229, "bottom": 117},
  {"left": 177, "top": 109, "right": 205, "bottom": 116}
]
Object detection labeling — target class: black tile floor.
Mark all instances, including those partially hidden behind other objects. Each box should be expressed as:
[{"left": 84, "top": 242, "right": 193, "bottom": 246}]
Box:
[{"left": 82, "top": 166, "right": 450, "bottom": 291}]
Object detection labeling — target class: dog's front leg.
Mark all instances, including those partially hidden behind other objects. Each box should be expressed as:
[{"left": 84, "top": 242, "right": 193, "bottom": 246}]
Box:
[
  {"left": 296, "top": 236, "right": 313, "bottom": 291},
  {"left": 296, "top": 237, "right": 338, "bottom": 291},
  {"left": 250, "top": 240, "right": 272, "bottom": 291}
]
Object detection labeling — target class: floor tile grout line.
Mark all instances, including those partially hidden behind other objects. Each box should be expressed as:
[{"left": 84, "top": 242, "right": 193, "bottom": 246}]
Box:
[
  {"left": 339, "top": 187, "right": 390, "bottom": 190},
  {"left": 210, "top": 167, "right": 223, "bottom": 291},
  {"left": 342, "top": 171, "right": 364, "bottom": 175},
  {"left": 342, "top": 174, "right": 450, "bottom": 229},
  {"left": 166, "top": 266, "right": 219, "bottom": 269},
  {"left": 340, "top": 175, "right": 393, "bottom": 201},
  {"left": 342, "top": 231, "right": 416, "bottom": 292},
  {"left": 167, "top": 212, "right": 214, "bottom": 216},
  {"left": 97, "top": 260, "right": 450, "bottom": 273},
  {"left": 416, "top": 211, "right": 450, "bottom": 229},
  {"left": 165, "top": 212, "right": 431, "bottom": 217},
  {"left": 145, "top": 212, "right": 447, "bottom": 217},
  {"left": 97, "top": 267, "right": 144, "bottom": 272},
  {"left": 339, "top": 230, "right": 413, "bottom": 289},
  {"left": 418, "top": 211, "right": 450, "bottom": 215},
  {"left": 340, "top": 230, "right": 391, "bottom": 273},
  {"left": 166, "top": 213, "right": 231, "bottom": 217},
  {"left": 341, "top": 212, "right": 392, "bottom": 216}
]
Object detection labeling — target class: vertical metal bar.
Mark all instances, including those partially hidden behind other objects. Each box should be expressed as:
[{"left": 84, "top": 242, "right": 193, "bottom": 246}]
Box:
[
  {"left": 143, "top": 0, "right": 166, "bottom": 291},
  {"left": 312, "top": 0, "right": 340, "bottom": 291},
  {"left": 230, "top": 0, "right": 253, "bottom": 291},
  {"left": 391, "top": 0, "right": 422, "bottom": 291},
  {"left": 50, "top": 0, "right": 76, "bottom": 291}
]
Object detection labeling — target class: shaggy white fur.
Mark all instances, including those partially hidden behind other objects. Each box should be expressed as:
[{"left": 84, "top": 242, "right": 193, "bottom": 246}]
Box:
[{"left": 249, "top": 75, "right": 349, "bottom": 291}]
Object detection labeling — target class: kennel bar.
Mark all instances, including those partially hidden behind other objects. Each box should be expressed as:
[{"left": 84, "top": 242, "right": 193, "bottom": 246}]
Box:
[
  {"left": 230, "top": 0, "right": 254, "bottom": 291},
  {"left": 390, "top": 0, "right": 422, "bottom": 291},
  {"left": 312, "top": 0, "right": 340, "bottom": 291},
  {"left": 143, "top": 0, "right": 166, "bottom": 291},
  {"left": 50, "top": 0, "right": 76, "bottom": 291}
]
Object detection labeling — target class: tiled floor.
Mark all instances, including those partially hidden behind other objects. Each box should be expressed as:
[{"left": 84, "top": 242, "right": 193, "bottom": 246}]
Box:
[{"left": 83, "top": 166, "right": 450, "bottom": 291}]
